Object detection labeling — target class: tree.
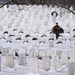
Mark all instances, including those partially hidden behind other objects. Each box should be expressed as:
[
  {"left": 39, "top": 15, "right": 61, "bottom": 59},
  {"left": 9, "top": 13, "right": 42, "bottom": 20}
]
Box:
[{"left": 0, "top": 0, "right": 75, "bottom": 14}]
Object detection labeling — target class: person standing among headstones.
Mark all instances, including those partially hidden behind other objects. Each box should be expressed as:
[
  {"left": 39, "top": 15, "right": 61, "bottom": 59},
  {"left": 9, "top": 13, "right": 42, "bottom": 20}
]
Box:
[{"left": 52, "top": 23, "right": 64, "bottom": 39}]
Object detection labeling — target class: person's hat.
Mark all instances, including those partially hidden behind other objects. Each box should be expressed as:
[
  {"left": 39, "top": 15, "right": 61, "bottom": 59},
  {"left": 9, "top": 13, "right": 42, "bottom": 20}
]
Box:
[{"left": 56, "top": 23, "right": 58, "bottom": 25}]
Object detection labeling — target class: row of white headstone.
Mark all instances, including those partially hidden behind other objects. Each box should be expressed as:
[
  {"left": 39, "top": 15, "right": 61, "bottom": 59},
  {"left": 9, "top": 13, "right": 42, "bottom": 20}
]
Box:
[
  {"left": 4, "top": 54, "right": 75, "bottom": 75},
  {"left": 0, "top": 47, "right": 75, "bottom": 75}
]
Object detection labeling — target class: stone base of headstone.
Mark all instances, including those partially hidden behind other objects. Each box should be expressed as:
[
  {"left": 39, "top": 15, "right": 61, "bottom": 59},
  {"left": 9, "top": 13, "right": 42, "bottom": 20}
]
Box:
[
  {"left": 68, "top": 62, "right": 75, "bottom": 75},
  {"left": 6, "top": 54, "right": 14, "bottom": 68}
]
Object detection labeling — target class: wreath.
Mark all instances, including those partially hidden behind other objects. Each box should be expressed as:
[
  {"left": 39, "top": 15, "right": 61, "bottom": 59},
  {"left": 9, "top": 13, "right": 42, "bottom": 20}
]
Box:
[
  {"left": 51, "top": 11, "right": 58, "bottom": 17},
  {"left": 52, "top": 26, "right": 64, "bottom": 34}
]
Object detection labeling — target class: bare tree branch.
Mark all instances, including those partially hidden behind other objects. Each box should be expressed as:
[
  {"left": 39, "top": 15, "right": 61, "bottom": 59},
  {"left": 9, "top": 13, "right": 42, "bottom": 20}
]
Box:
[
  {"left": 56, "top": 0, "right": 75, "bottom": 15},
  {"left": 11, "top": 0, "right": 21, "bottom": 10},
  {"left": 0, "top": 0, "right": 23, "bottom": 10},
  {"left": 0, "top": 0, "right": 11, "bottom": 8}
]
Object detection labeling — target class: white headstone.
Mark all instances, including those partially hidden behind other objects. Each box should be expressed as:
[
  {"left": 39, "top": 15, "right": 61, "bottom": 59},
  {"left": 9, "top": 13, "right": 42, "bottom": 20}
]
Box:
[
  {"left": 18, "top": 48, "right": 27, "bottom": 54},
  {"left": 7, "top": 37, "right": 12, "bottom": 42},
  {"left": 49, "top": 40, "right": 54, "bottom": 47},
  {"left": 29, "top": 50, "right": 37, "bottom": 58},
  {"left": 32, "top": 41, "right": 36, "bottom": 47},
  {"left": 39, "top": 51, "right": 46, "bottom": 57},
  {"left": 6, "top": 54, "right": 14, "bottom": 68},
  {"left": 50, "top": 34, "right": 54, "bottom": 39},
  {"left": 51, "top": 55, "right": 59, "bottom": 69},
  {"left": 27, "top": 46, "right": 34, "bottom": 54},
  {"left": 69, "top": 52, "right": 75, "bottom": 62},
  {"left": 0, "top": 56, "right": 1, "bottom": 71},
  {"left": 18, "top": 48, "right": 27, "bottom": 65},
  {"left": 46, "top": 50, "right": 51, "bottom": 56},
  {"left": 2, "top": 48, "right": 7, "bottom": 56},
  {"left": 0, "top": 46, "right": 2, "bottom": 53},
  {"left": 60, "top": 52, "right": 68, "bottom": 66},
  {"left": 7, "top": 47, "right": 11, "bottom": 53},
  {"left": 66, "top": 39, "right": 71, "bottom": 48},
  {"left": 66, "top": 27, "right": 70, "bottom": 33},
  {"left": 56, "top": 51, "right": 62, "bottom": 59},
  {"left": 9, "top": 49, "right": 15, "bottom": 57},
  {"left": 42, "top": 56, "right": 50, "bottom": 71},
  {"left": 10, "top": 31, "right": 15, "bottom": 36},
  {"left": 30, "top": 58, "right": 38, "bottom": 74},
  {"left": 68, "top": 62, "right": 75, "bottom": 75},
  {"left": 19, "top": 54, "right": 26, "bottom": 65},
  {"left": 58, "top": 36, "right": 62, "bottom": 42}
]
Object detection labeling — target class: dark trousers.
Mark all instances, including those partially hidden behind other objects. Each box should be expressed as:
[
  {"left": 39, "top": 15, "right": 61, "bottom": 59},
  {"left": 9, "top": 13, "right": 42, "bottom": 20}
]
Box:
[{"left": 56, "top": 33, "right": 59, "bottom": 39}]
